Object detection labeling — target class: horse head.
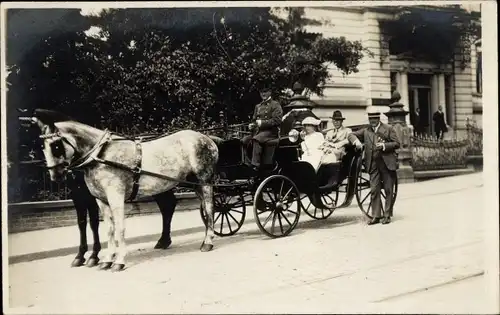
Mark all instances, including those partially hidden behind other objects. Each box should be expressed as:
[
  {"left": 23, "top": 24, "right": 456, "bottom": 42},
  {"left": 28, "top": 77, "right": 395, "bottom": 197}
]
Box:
[{"left": 19, "top": 109, "right": 94, "bottom": 182}]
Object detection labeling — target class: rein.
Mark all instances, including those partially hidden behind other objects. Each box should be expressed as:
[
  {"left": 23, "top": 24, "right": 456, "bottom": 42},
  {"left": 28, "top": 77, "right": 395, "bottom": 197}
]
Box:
[{"left": 38, "top": 124, "right": 284, "bottom": 201}]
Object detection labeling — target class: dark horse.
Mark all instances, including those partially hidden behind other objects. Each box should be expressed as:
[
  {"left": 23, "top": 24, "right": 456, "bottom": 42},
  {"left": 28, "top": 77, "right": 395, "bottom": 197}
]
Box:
[{"left": 21, "top": 109, "right": 218, "bottom": 272}]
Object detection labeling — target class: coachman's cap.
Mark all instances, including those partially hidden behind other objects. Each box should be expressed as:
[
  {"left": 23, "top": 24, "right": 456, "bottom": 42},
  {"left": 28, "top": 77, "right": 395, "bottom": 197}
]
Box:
[
  {"left": 331, "top": 110, "right": 345, "bottom": 121},
  {"left": 258, "top": 83, "right": 272, "bottom": 92}
]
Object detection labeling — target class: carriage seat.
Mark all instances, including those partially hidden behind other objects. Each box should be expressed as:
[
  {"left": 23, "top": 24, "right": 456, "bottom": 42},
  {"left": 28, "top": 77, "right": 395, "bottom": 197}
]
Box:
[{"left": 316, "top": 162, "right": 342, "bottom": 194}]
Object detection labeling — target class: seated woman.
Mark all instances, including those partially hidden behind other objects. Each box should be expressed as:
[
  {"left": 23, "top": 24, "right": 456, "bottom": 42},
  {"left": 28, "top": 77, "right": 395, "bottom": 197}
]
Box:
[
  {"left": 320, "top": 110, "right": 352, "bottom": 164},
  {"left": 299, "top": 117, "right": 325, "bottom": 172}
]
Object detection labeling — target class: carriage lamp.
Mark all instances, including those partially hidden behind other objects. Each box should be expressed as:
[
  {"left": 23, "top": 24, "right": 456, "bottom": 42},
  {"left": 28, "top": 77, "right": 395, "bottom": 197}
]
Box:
[
  {"left": 288, "top": 129, "right": 300, "bottom": 143},
  {"left": 299, "top": 130, "right": 306, "bottom": 140}
]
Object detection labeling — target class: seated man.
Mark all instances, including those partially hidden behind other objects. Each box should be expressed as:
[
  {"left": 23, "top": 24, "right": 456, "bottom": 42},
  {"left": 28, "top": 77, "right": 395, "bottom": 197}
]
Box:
[
  {"left": 299, "top": 117, "right": 325, "bottom": 172},
  {"left": 242, "top": 85, "right": 283, "bottom": 170},
  {"left": 320, "top": 110, "right": 352, "bottom": 164}
]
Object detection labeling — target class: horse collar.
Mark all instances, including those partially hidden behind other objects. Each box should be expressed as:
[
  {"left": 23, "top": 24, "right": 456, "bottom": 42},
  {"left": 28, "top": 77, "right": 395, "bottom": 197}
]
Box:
[{"left": 69, "top": 130, "right": 112, "bottom": 169}]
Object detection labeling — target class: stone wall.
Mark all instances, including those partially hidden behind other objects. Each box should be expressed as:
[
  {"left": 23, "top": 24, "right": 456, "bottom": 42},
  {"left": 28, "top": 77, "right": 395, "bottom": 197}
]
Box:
[{"left": 8, "top": 194, "right": 200, "bottom": 234}]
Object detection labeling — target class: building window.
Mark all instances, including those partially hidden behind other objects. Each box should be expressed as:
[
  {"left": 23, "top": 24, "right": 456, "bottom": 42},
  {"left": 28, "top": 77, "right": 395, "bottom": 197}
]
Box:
[{"left": 476, "top": 49, "right": 482, "bottom": 94}]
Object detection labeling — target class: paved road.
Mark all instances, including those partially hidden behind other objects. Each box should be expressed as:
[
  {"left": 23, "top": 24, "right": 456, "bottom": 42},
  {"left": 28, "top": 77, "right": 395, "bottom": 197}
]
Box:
[{"left": 5, "top": 173, "right": 498, "bottom": 314}]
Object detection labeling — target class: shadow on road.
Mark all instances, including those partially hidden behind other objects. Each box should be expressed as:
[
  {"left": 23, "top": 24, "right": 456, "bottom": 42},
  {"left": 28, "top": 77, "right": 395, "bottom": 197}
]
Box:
[
  {"left": 10, "top": 212, "right": 364, "bottom": 266},
  {"left": 124, "top": 214, "right": 362, "bottom": 270}
]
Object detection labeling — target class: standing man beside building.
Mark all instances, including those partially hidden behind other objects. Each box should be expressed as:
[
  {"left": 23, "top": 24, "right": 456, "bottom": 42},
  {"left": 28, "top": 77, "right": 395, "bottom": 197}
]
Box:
[
  {"left": 432, "top": 105, "right": 448, "bottom": 139},
  {"left": 242, "top": 84, "right": 283, "bottom": 170},
  {"left": 348, "top": 107, "right": 400, "bottom": 225}
]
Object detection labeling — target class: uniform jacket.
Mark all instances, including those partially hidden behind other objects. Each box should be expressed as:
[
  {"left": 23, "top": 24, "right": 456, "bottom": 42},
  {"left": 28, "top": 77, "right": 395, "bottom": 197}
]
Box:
[
  {"left": 251, "top": 98, "right": 283, "bottom": 142},
  {"left": 347, "top": 122, "right": 400, "bottom": 171}
]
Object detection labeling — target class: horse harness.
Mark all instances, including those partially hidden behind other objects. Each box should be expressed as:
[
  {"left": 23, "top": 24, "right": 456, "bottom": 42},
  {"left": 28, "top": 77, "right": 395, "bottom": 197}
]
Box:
[{"left": 40, "top": 129, "right": 238, "bottom": 202}]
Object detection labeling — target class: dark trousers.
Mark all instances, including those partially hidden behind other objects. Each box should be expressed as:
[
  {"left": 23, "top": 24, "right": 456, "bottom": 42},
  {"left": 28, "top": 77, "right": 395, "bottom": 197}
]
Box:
[
  {"left": 435, "top": 129, "right": 444, "bottom": 139},
  {"left": 242, "top": 135, "right": 264, "bottom": 167},
  {"left": 369, "top": 157, "right": 396, "bottom": 218}
]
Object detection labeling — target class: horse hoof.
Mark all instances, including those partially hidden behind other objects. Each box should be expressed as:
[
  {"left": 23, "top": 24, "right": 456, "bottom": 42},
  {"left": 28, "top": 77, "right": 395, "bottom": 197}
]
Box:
[
  {"left": 200, "top": 243, "right": 214, "bottom": 252},
  {"left": 98, "top": 262, "right": 113, "bottom": 270},
  {"left": 111, "top": 264, "right": 125, "bottom": 272},
  {"left": 71, "top": 257, "right": 85, "bottom": 267},
  {"left": 154, "top": 238, "right": 172, "bottom": 249},
  {"left": 86, "top": 257, "right": 100, "bottom": 268}
]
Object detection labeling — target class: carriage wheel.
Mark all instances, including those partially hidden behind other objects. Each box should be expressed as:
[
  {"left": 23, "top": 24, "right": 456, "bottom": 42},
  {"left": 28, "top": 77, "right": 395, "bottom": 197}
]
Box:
[
  {"left": 302, "top": 194, "right": 335, "bottom": 220},
  {"left": 355, "top": 158, "right": 398, "bottom": 220},
  {"left": 200, "top": 192, "right": 246, "bottom": 237},
  {"left": 253, "top": 175, "right": 301, "bottom": 238}
]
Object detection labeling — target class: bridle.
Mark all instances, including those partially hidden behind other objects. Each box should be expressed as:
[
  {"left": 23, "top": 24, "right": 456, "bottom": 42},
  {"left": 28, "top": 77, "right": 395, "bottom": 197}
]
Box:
[{"left": 39, "top": 128, "right": 111, "bottom": 171}]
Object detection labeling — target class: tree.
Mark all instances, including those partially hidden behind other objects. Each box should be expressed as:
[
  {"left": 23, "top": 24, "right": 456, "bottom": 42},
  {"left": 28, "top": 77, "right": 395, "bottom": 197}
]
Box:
[{"left": 7, "top": 7, "right": 370, "bottom": 201}]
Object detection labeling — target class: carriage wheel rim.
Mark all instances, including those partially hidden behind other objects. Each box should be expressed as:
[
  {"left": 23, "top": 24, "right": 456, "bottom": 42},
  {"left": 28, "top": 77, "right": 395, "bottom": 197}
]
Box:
[
  {"left": 302, "top": 193, "right": 336, "bottom": 220},
  {"left": 253, "top": 175, "right": 301, "bottom": 238},
  {"left": 200, "top": 193, "right": 246, "bottom": 237}
]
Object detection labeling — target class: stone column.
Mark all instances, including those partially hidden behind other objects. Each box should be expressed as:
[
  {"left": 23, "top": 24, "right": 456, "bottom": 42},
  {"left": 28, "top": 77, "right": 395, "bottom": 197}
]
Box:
[
  {"left": 385, "top": 91, "right": 415, "bottom": 183},
  {"left": 400, "top": 71, "right": 410, "bottom": 125},
  {"left": 430, "top": 74, "right": 439, "bottom": 134},
  {"left": 447, "top": 75, "right": 456, "bottom": 127},
  {"left": 438, "top": 73, "right": 447, "bottom": 122}
]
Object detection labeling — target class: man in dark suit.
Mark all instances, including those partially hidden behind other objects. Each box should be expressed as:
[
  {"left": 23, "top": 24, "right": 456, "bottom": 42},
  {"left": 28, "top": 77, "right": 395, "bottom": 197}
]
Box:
[
  {"left": 348, "top": 107, "right": 400, "bottom": 225},
  {"left": 432, "top": 105, "right": 448, "bottom": 139},
  {"left": 242, "top": 85, "right": 283, "bottom": 169}
]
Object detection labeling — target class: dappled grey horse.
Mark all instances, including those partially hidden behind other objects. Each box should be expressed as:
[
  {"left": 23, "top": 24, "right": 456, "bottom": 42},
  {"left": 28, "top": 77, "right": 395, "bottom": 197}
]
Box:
[{"left": 21, "top": 109, "right": 218, "bottom": 272}]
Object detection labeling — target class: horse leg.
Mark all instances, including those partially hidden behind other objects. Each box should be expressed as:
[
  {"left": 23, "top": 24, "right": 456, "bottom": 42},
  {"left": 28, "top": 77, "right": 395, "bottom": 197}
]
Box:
[
  {"left": 86, "top": 196, "right": 101, "bottom": 267},
  {"left": 95, "top": 199, "right": 115, "bottom": 271},
  {"left": 153, "top": 190, "right": 177, "bottom": 249},
  {"left": 108, "top": 193, "right": 127, "bottom": 272},
  {"left": 199, "top": 185, "right": 215, "bottom": 252},
  {"left": 71, "top": 197, "right": 88, "bottom": 267}
]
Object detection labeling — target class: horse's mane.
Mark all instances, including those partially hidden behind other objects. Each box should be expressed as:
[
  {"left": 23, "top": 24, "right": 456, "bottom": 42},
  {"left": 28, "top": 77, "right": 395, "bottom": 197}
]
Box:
[{"left": 33, "top": 109, "right": 75, "bottom": 125}]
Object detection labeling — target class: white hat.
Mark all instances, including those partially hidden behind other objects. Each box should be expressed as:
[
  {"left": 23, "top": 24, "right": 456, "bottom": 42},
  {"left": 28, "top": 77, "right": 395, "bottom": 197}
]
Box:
[
  {"left": 366, "top": 106, "right": 389, "bottom": 118},
  {"left": 301, "top": 117, "right": 322, "bottom": 126}
]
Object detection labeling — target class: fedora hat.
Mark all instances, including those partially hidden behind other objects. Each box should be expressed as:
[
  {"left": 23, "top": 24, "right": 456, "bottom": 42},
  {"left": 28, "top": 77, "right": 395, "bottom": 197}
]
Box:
[
  {"left": 302, "top": 116, "right": 322, "bottom": 126},
  {"left": 331, "top": 110, "right": 345, "bottom": 121}
]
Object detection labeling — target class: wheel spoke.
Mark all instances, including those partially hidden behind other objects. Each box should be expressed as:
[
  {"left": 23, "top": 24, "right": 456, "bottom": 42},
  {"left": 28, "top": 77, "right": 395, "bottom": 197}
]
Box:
[
  {"left": 279, "top": 180, "right": 284, "bottom": 198},
  {"left": 214, "top": 212, "right": 222, "bottom": 224},
  {"left": 361, "top": 191, "right": 371, "bottom": 204},
  {"left": 305, "top": 201, "right": 311, "bottom": 211},
  {"left": 219, "top": 213, "right": 225, "bottom": 234},
  {"left": 227, "top": 211, "right": 240, "bottom": 225},
  {"left": 281, "top": 212, "right": 292, "bottom": 226},
  {"left": 314, "top": 206, "right": 318, "bottom": 217},
  {"left": 225, "top": 213, "right": 233, "bottom": 234},
  {"left": 262, "top": 211, "right": 274, "bottom": 227},
  {"left": 271, "top": 212, "right": 277, "bottom": 234},
  {"left": 230, "top": 209, "right": 244, "bottom": 215},
  {"left": 286, "top": 209, "right": 298, "bottom": 216},
  {"left": 278, "top": 213, "right": 284, "bottom": 234},
  {"left": 282, "top": 187, "right": 294, "bottom": 200},
  {"left": 265, "top": 191, "right": 277, "bottom": 204}
]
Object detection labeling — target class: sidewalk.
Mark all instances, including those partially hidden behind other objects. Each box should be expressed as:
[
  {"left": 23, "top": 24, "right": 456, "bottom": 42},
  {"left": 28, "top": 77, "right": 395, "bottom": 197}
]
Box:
[{"left": 8, "top": 172, "right": 483, "bottom": 264}]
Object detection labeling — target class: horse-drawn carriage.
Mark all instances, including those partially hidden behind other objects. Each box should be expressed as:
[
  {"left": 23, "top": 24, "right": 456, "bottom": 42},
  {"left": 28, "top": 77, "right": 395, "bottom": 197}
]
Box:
[
  {"left": 20, "top": 107, "right": 398, "bottom": 271},
  {"left": 197, "top": 116, "right": 399, "bottom": 238}
]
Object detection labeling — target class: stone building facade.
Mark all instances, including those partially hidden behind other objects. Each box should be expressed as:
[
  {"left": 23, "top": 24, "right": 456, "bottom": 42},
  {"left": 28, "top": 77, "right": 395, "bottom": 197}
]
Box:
[{"left": 299, "top": 6, "right": 482, "bottom": 134}]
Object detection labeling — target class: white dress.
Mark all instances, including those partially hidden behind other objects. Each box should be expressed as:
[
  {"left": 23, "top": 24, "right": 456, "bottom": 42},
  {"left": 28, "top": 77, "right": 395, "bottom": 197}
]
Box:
[{"left": 300, "top": 132, "right": 325, "bottom": 171}]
